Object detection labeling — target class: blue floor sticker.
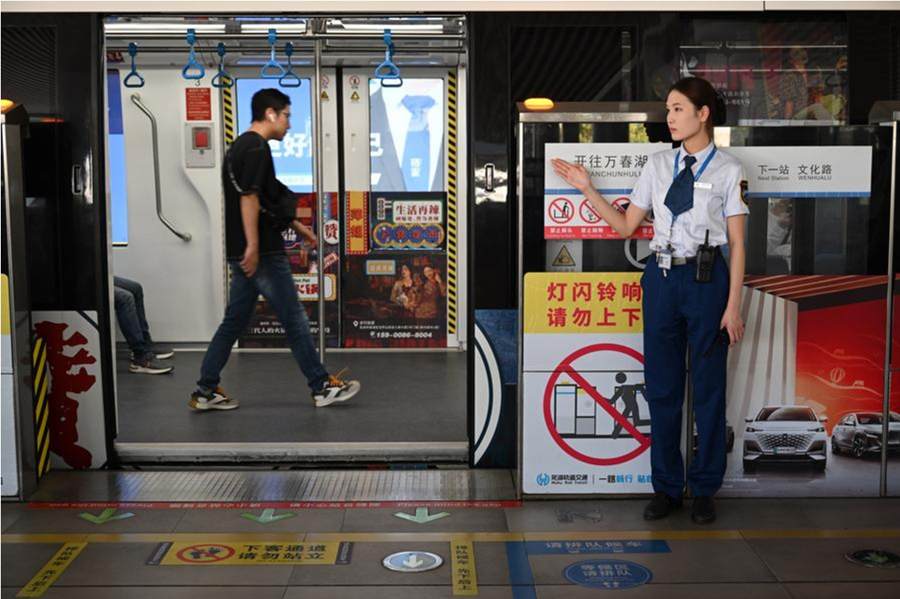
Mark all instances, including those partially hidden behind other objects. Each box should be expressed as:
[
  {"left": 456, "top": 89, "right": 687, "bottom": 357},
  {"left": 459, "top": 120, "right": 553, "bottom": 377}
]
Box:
[
  {"left": 565, "top": 559, "right": 652, "bottom": 590},
  {"left": 505, "top": 541, "right": 535, "bottom": 586},
  {"left": 527, "top": 540, "right": 670, "bottom": 555}
]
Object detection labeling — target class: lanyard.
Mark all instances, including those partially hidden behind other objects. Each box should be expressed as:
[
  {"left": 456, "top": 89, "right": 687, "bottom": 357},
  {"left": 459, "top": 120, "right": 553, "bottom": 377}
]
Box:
[
  {"left": 672, "top": 144, "right": 717, "bottom": 182},
  {"left": 665, "top": 144, "right": 717, "bottom": 242}
]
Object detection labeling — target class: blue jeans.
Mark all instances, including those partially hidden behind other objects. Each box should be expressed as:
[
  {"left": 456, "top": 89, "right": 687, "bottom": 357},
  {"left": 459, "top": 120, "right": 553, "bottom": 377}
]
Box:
[
  {"left": 198, "top": 254, "right": 329, "bottom": 392},
  {"left": 114, "top": 276, "right": 153, "bottom": 359}
]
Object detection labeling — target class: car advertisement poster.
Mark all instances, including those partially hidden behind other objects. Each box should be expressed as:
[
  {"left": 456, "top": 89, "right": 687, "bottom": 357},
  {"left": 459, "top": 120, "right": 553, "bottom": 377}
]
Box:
[
  {"left": 342, "top": 252, "right": 448, "bottom": 348},
  {"left": 719, "top": 276, "right": 900, "bottom": 497},
  {"left": 240, "top": 193, "right": 341, "bottom": 349},
  {"left": 543, "top": 143, "right": 667, "bottom": 241},
  {"left": 522, "top": 272, "right": 658, "bottom": 495}
]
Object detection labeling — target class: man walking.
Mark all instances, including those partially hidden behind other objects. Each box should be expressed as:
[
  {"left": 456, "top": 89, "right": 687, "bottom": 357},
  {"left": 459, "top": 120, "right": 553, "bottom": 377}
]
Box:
[{"left": 190, "top": 89, "right": 360, "bottom": 411}]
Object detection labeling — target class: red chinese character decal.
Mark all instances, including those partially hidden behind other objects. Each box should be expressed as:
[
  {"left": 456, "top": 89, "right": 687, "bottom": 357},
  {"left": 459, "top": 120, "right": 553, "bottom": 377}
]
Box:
[
  {"left": 572, "top": 308, "right": 592, "bottom": 328},
  {"left": 34, "top": 321, "right": 96, "bottom": 469},
  {"left": 622, "top": 282, "right": 642, "bottom": 302},
  {"left": 548, "top": 307, "right": 567, "bottom": 327},
  {"left": 596, "top": 307, "right": 617, "bottom": 327},
  {"left": 596, "top": 282, "right": 618, "bottom": 301},
  {"left": 622, "top": 308, "right": 642, "bottom": 327},
  {"left": 547, "top": 282, "right": 567, "bottom": 302},
  {"left": 572, "top": 282, "right": 592, "bottom": 302}
]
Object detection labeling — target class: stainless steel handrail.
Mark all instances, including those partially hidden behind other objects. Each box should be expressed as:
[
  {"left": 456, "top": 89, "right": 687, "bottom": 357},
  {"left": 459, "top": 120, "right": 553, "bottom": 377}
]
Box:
[
  {"left": 313, "top": 37, "right": 326, "bottom": 358},
  {"left": 130, "top": 93, "right": 192, "bottom": 242}
]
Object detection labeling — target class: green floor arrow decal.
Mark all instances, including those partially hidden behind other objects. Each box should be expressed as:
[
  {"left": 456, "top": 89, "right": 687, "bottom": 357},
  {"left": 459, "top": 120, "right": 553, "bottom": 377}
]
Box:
[
  {"left": 394, "top": 507, "right": 450, "bottom": 524},
  {"left": 241, "top": 508, "right": 297, "bottom": 524},
  {"left": 78, "top": 509, "right": 135, "bottom": 525}
]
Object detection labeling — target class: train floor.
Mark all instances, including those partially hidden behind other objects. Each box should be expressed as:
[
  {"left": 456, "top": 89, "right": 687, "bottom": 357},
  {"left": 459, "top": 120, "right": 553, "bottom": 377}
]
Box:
[
  {"left": 115, "top": 350, "right": 467, "bottom": 445},
  {"left": 2, "top": 470, "right": 900, "bottom": 598}
]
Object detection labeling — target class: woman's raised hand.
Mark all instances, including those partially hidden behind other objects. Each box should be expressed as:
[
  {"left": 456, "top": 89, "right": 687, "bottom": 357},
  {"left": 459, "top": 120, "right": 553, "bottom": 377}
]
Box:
[{"left": 550, "top": 158, "right": 592, "bottom": 193}]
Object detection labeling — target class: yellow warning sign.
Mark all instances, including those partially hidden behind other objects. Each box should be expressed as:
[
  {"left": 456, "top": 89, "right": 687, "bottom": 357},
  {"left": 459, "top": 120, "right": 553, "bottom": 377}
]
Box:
[
  {"left": 552, "top": 245, "right": 577, "bottom": 268},
  {"left": 451, "top": 541, "right": 478, "bottom": 596},
  {"left": 351, "top": 91, "right": 360, "bottom": 101},
  {"left": 162, "top": 542, "right": 341, "bottom": 566},
  {"left": 321, "top": 90, "right": 330, "bottom": 101},
  {"left": 17, "top": 542, "right": 87, "bottom": 597},
  {"left": 525, "top": 272, "right": 644, "bottom": 334}
]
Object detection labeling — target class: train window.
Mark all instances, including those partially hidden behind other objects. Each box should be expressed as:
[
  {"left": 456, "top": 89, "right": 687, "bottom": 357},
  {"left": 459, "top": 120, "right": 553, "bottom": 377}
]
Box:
[
  {"left": 680, "top": 19, "right": 849, "bottom": 125},
  {"left": 107, "top": 70, "right": 129, "bottom": 245},
  {"left": 369, "top": 78, "right": 444, "bottom": 192},
  {"left": 235, "top": 77, "right": 313, "bottom": 192}
]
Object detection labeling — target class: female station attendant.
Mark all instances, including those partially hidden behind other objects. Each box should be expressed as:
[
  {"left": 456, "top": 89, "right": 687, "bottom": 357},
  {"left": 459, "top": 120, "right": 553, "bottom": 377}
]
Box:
[{"left": 551, "top": 77, "right": 748, "bottom": 525}]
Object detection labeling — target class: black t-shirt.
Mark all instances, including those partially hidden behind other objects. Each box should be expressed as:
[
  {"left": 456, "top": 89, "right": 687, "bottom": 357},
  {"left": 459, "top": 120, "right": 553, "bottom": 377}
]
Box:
[{"left": 224, "top": 131, "right": 287, "bottom": 260}]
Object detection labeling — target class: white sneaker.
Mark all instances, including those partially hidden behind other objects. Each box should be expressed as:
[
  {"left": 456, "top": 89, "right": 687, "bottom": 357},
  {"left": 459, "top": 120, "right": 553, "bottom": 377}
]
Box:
[
  {"left": 189, "top": 387, "right": 240, "bottom": 411},
  {"left": 313, "top": 370, "right": 360, "bottom": 408}
]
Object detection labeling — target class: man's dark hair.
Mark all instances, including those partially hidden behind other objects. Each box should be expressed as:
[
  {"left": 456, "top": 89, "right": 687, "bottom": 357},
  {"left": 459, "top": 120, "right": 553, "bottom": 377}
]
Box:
[{"left": 251, "top": 88, "right": 291, "bottom": 122}]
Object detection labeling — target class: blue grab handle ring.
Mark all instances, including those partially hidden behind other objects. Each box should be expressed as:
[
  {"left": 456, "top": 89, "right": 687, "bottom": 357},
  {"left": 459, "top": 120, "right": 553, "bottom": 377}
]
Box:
[
  {"left": 123, "top": 42, "right": 145, "bottom": 88},
  {"left": 261, "top": 29, "right": 286, "bottom": 79},
  {"left": 375, "top": 29, "right": 402, "bottom": 87},
  {"left": 279, "top": 42, "right": 301, "bottom": 88},
  {"left": 182, "top": 29, "right": 206, "bottom": 80},
  {"left": 211, "top": 42, "right": 234, "bottom": 89}
]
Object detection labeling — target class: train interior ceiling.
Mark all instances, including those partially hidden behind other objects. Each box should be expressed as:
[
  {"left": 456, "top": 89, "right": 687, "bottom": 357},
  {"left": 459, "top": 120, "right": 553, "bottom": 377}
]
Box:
[{"left": 102, "top": 15, "right": 469, "bottom": 462}]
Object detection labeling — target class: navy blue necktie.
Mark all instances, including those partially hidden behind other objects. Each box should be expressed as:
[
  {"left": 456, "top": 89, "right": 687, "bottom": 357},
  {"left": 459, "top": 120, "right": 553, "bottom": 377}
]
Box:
[
  {"left": 400, "top": 95, "right": 435, "bottom": 191},
  {"left": 664, "top": 155, "right": 697, "bottom": 220}
]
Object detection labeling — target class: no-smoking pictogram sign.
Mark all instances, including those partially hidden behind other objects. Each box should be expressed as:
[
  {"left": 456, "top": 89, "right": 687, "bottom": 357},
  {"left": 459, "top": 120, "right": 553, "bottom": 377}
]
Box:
[
  {"left": 549, "top": 198, "right": 574, "bottom": 224},
  {"left": 543, "top": 343, "right": 650, "bottom": 466},
  {"left": 177, "top": 544, "right": 235, "bottom": 563}
]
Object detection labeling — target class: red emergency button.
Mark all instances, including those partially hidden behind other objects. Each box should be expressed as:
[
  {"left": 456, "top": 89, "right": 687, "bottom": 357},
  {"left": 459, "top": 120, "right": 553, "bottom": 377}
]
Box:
[{"left": 193, "top": 128, "right": 210, "bottom": 149}]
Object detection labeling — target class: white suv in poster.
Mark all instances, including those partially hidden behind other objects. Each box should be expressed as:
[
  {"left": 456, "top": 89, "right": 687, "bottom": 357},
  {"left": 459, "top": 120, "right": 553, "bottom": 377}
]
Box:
[
  {"left": 742, "top": 405, "right": 828, "bottom": 472},
  {"left": 831, "top": 411, "right": 900, "bottom": 458}
]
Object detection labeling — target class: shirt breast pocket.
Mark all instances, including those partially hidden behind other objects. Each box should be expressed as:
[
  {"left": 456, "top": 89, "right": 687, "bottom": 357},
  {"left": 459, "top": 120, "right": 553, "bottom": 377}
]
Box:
[{"left": 696, "top": 185, "right": 725, "bottom": 220}]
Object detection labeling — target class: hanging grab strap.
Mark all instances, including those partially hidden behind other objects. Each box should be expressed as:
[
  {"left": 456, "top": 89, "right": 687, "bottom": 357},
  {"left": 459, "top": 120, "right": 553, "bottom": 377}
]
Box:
[
  {"left": 279, "top": 42, "right": 301, "bottom": 88},
  {"left": 260, "top": 29, "right": 287, "bottom": 79},
  {"left": 375, "top": 29, "right": 402, "bottom": 88},
  {"left": 211, "top": 43, "right": 234, "bottom": 88},
  {"left": 123, "top": 42, "right": 145, "bottom": 88},
  {"left": 182, "top": 29, "right": 206, "bottom": 80}
]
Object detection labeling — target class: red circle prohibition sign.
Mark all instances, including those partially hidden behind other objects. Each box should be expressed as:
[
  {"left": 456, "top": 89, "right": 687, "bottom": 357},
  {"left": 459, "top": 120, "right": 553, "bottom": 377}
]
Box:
[
  {"left": 611, "top": 197, "right": 654, "bottom": 225},
  {"left": 548, "top": 198, "right": 574, "bottom": 224},
  {"left": 579, "top": 199, "right": 601, "bottom": 224},
  {"left": 543, "top": 343, "right": 650, "bottom": 466},
  {"left": 611, "top": 197, "right": 631, "bottom": 214},
  {"left": 176, "top": 544, "right": 236, "bottom": 563}
]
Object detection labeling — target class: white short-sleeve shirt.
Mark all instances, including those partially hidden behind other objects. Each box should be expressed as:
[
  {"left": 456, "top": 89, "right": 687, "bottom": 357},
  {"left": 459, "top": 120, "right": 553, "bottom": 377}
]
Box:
[{"left": 628, "top": 141, "right": 748, "bottom": 258}]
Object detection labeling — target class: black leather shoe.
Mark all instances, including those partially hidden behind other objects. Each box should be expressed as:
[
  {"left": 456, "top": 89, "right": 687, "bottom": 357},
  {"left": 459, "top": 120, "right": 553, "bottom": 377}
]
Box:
[
  {"left": 643, "top": 492, "right": 683, "bottom": 520},
  {"left": 691, "top": 496, "right": 716, "bottom": 525}
]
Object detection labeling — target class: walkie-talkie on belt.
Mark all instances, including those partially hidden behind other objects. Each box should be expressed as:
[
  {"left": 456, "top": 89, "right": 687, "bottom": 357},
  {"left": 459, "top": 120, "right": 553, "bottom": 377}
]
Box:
[{"left": 696, "top": 230, "right": 715, "bottom": 283}]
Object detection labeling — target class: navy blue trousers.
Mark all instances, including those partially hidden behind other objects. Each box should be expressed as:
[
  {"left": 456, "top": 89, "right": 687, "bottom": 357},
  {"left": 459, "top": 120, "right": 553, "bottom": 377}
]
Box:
[{"left": 641, "top": 254, "right": 730, "bottom": 498}]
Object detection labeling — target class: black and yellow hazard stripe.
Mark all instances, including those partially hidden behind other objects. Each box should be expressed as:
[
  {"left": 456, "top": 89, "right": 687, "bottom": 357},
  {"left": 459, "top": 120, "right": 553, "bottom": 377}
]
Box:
[
  {"left": 223, "top": 85, "right": 235, "bottom": 145},
  {"left": 32, "top": 337, "right": 50, "bottom": 476},
  {"left": 447, "top": 71, "right": 458, "bottom": 335}
]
